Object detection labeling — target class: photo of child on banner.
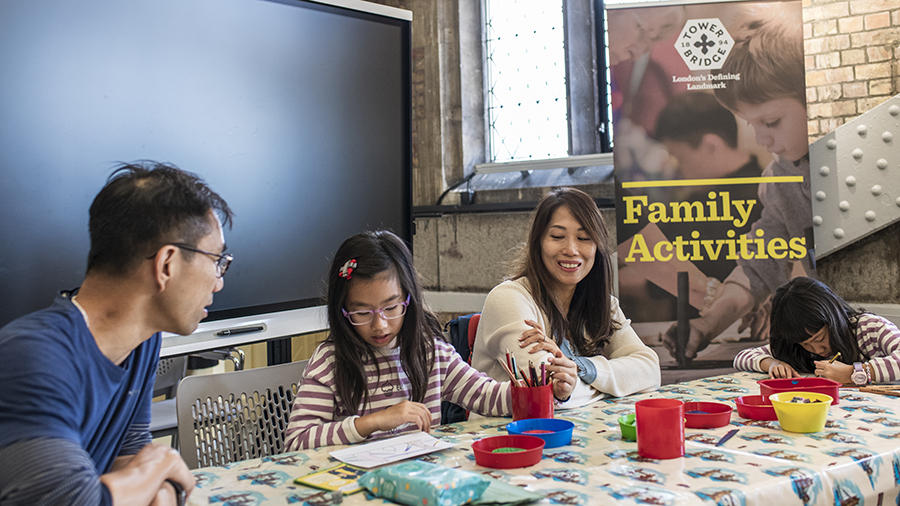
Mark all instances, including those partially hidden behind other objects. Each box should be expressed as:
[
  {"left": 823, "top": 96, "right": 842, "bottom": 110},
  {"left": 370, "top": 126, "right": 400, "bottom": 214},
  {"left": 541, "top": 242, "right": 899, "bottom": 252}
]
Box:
[
  {"left": 617, "top": 92, "right": 764, "bottom": 323},
  {"left": 609, "top": 2, "right": 815, "bottom": 370}
]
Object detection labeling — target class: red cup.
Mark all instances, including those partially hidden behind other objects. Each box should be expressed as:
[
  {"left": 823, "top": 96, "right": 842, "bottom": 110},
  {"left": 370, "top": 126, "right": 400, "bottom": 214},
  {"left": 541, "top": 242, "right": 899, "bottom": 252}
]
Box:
[
  {"left": 635, "top": 398, "right": 684, "bottom": 459},
  {"left": 511, "top": 383, "right": 554, "bottom": 421}
]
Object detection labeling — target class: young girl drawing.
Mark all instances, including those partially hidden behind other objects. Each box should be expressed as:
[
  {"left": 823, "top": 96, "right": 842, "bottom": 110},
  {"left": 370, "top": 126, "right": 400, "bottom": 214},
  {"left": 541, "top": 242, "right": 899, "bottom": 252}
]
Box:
[
  {"left": 283, "top": 231, "right": 576, "bottom": 450},
  {"left": 733, "top": 277, "right": 900, "bottom": 384}
]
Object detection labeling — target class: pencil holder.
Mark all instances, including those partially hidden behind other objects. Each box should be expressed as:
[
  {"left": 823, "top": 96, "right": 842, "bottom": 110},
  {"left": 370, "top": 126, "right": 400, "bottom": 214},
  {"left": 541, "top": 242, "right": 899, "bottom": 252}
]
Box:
[{"left": 511, "top": 383, "right": 554, "bottom": 421}]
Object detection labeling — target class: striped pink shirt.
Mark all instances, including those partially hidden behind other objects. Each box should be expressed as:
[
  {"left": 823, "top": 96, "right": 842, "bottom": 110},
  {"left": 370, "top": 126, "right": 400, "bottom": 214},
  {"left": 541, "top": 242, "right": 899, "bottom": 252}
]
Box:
[
  {"left": 733, "top": 314, "right": 900, "bottom": 382},
  {"left": 283, "top": 338, "right": 511, "bottom": 450}
]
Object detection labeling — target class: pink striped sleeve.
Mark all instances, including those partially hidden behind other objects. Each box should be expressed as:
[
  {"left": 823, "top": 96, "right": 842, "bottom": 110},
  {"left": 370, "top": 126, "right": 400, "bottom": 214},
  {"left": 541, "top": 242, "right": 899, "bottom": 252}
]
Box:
[
  {"left": 857, "top": 314, "right": 900, "bottom": 383},
  {"left": 733, "top": 344, "right": 773, "bottom": 373},
  {"left": 435, "top": 340, "right": 512, "bottom": 417},
  {"left": 283, "top": 344, "right": 362, "bottom": 451}
]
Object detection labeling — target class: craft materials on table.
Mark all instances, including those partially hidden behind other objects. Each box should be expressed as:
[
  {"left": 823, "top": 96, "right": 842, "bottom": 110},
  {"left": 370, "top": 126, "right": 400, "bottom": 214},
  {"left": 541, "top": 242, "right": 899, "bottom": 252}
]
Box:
[
  {"left": 358, "top": 461, "right": 490, "bottom": 506},
  {"left": 758, "top": 377, "right": 841, "bottom": 404},
  {"left": 186, "top": 372, "right": 900, "bottom": 506},
  {"left": 294, "top": 463, "right": 367, "bottom": 494},
  {"left": 503, "top": 349, "right": 552, "bottom": 388},
  {"left": 769, "top": 391, "right": 833, "bottom": 433},
  {"left": 471, "top": 435, "right": 544, "bottom": 469},
  {"left": 860, "top": 385, "right": 900, "bottom": 397},
  {"left": 716, "top": 428, "right": 739, "bottom": 446},
  {"left": 505, "top": 418, "right": 574, "bottom": 448},
  {"left": 683, "top": 401, "right": 732, "bottom": 428},
  {"left": 328, "top": 432, "right": 455, "bottom": 469}
]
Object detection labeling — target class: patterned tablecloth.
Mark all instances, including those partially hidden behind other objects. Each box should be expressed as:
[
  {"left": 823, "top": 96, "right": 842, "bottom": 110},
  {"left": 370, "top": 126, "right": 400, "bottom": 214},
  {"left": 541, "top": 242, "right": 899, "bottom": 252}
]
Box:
[{"left": 187, "top": 371, "right": 900, "bottom": 505}]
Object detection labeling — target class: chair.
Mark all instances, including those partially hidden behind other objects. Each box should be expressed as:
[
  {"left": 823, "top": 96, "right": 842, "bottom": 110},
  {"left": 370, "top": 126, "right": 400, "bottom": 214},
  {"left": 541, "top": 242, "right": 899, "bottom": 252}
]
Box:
[
  {"left": 440, "top": 313, "right": 481, "bottom": 424},
  {"left": 150, "top": 356, "right": 188, "bottom": 445},
  {"left": 150, "top": 349, "right": 244, "bottom": 448},
  {"left": 176, "top": 359, "right": 308, "bottom": 469},
  {"left": 191, "top": 348, "right": 246, "bottom": 372}
]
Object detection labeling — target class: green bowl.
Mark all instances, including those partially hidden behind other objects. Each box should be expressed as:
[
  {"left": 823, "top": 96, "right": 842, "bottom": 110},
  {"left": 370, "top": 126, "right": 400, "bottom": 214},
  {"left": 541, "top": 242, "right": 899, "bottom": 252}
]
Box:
[{"left": 618, "top": 413, "right": 637, "bottom": 442}]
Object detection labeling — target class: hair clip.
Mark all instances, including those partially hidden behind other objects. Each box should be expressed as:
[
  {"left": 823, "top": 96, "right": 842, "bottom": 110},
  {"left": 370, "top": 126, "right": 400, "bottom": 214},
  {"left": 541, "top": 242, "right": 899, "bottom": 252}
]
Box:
[{"left": 338, "top": 259, "right": 357, "bottom": 280}]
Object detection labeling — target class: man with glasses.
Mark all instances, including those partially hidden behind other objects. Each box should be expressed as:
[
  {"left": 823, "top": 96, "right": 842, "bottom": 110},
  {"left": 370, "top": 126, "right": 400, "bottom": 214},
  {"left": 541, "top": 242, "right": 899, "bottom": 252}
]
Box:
[{"left": 0, "top": 162, "right": 233, "bottom": 506}]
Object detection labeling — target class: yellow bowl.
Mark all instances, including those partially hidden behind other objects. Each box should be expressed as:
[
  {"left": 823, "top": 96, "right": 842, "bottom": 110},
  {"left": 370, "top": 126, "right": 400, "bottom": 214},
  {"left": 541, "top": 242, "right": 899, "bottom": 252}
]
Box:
[{"left": 769, "top": 391, "right": 833, "bottom": 433}]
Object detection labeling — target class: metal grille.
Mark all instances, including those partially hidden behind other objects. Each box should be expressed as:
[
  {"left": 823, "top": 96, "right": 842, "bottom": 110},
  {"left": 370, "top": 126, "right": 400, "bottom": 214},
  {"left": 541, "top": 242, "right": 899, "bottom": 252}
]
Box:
[
  {"left": 485, "top": 0, "right": 568, "bottom": 162},
  {"left": 187, "top": 383, "right": 299, "bottom": 468}
]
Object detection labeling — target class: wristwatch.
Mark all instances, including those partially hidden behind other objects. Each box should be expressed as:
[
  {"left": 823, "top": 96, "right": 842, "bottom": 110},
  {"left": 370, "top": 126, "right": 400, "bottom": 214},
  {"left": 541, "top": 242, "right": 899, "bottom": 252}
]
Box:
[{"left": 851, "top": 362, "right": 868, "bottom": 386}]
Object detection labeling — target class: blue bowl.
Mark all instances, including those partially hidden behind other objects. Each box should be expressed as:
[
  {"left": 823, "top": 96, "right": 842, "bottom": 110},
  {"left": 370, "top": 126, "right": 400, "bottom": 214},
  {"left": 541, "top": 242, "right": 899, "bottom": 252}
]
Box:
[{"left": 506, "top": 418, "right": 574, "bottom": 448}]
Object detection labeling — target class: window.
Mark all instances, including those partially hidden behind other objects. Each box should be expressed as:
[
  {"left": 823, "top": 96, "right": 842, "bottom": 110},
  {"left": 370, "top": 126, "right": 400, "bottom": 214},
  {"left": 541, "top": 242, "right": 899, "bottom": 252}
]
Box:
[
  {"left": 450, "top": 0, "right": 683, "bottom": 199},
  {"left": 484, "top": 1, "right": 569, "bottom": 162},
  {"left": 450, "top": 0, "right": 613, "bottom": 197}
]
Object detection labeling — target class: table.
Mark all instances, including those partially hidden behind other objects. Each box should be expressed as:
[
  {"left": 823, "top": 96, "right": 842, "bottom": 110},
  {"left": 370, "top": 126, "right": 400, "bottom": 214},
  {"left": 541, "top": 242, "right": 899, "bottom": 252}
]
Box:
[{"left": 186, "top": 371, "right": 900, "bottom": 505}]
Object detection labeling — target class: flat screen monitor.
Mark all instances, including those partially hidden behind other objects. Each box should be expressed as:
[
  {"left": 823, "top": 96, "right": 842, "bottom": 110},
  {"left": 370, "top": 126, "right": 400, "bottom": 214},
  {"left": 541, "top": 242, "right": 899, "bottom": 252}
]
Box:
[{"left": 0, "top": 0, "right": 412, "bottom": 349}]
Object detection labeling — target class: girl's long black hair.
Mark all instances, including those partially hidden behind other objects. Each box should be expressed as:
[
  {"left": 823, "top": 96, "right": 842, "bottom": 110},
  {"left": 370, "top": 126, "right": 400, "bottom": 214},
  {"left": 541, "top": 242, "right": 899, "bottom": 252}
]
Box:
[
  {"left": 325, "top": 230, "right": 442, "bottom": 415},
  {"left": 769, "top": 276, "right": 868, "bottom": 373},
  {"left": 510, "top": 187, "right": 619, "bottom": 356}
]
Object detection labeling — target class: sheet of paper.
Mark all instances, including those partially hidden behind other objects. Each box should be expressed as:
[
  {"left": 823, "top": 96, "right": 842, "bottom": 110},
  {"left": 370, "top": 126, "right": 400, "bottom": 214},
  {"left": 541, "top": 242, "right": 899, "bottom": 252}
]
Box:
[{"left": 329, "top": 432, "right": 456, "bottom": 469}]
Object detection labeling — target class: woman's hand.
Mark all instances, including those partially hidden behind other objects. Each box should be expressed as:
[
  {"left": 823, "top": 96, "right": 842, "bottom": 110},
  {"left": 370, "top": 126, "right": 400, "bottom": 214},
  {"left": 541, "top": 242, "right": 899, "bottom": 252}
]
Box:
[
  {"left": 813, "top": 360, "right": 853, "bottom": 384},
  {"left": 354, "top": 400, "right": 432, "bottom": 438},
  {"left": 519, "top": 319, "right": 560, "bottom": 355},
  {"left": 545, "top": 350, "right": 577, "bottom": 401},
  {"left": 764, "top": 358, "right": 801, "bottom": 379}
]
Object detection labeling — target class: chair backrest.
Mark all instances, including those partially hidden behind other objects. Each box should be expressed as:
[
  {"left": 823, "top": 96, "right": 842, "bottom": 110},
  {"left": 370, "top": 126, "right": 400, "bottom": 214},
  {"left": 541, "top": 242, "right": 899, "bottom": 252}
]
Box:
[
  {"left": 467, "top": 313, "right": 481, "bottom": 361},
  {"left": 440, "top": 313, "right": 480, "bottom": 425},
  {"left": 154, "top": 356, "right": 188, "bottom": 399},
  {"left": 176, "top": 359, "right": 308, "bottom": 469}
]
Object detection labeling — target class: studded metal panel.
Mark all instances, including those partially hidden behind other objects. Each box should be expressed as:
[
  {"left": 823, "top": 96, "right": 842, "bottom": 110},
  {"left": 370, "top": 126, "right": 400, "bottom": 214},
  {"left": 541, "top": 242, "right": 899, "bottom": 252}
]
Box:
[
  {"left": 810, "top": 94, "right": 900, "bottom": 259},
  {"left": 187, "top": 383, "right": 299, "bottom": 469}
]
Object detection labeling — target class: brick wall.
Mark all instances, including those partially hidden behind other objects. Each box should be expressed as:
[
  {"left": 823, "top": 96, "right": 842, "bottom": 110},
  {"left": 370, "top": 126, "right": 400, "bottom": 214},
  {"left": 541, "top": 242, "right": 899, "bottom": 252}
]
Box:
[
  {"left": 802, "top": 0, "right": 900, "bottom": 302},
  {"left": 804, "top": 0, "right": 900, "bottom": 142}
]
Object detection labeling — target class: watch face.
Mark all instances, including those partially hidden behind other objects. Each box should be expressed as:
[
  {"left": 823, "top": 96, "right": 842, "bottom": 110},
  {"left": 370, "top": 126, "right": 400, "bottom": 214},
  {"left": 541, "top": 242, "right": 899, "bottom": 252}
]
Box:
[{"left": 851, "top": 364, "right": 867, "bottom": 385}]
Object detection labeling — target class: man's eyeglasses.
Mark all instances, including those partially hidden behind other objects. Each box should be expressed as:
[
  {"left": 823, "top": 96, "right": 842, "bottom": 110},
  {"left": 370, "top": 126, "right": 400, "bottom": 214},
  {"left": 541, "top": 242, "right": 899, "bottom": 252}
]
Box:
[
  {"left": 150, "top": 243, "right": 233, "bottom": 278},
  {"left": 342, "top": 294, "right": 410, "bottom": 325}
]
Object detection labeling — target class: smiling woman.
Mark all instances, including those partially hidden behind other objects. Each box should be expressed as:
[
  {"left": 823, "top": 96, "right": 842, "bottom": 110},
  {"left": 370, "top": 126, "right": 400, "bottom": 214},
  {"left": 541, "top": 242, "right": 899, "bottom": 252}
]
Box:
[{"left": 470, "top": 187, "right": 661, "bottom": 409}]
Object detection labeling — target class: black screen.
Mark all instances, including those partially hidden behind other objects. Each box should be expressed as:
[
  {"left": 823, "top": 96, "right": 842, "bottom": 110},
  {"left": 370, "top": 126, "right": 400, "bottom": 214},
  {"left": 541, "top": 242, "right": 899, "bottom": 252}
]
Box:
[{"left": 0, "top": 0, "right": 411, "bottom": 327}]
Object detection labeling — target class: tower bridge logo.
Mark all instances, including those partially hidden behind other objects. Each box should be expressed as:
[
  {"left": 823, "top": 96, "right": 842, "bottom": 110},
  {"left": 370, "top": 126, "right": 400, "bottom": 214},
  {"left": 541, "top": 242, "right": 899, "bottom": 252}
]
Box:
[{"left": 676, "top": 18, "right": 734, "bottom": 71}]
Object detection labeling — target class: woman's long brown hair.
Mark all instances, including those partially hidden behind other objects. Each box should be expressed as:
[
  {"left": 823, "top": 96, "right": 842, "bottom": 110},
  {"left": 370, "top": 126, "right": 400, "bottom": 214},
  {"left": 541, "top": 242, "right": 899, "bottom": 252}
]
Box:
[{"left": 510, "top": 187, "right": 619, "bottom": 356}]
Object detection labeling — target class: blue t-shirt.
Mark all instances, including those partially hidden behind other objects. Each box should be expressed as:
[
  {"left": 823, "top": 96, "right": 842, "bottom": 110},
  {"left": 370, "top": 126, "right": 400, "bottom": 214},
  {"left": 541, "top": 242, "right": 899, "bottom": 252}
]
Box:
[{"left": 0, "top": 290, "right": 159, "bottom": 473}]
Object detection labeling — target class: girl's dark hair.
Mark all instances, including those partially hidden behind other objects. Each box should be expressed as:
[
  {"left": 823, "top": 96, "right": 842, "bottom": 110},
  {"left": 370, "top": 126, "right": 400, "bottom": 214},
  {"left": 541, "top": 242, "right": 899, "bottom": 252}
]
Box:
[
  {"left": 511, "top": 187, "right": 618, "bottom": 356},
  {"left": 769, "top": 276, "right": 867, "bottom": 373},
  {"left": 325, "top": 230, "right": 442, "bottom": 415}
]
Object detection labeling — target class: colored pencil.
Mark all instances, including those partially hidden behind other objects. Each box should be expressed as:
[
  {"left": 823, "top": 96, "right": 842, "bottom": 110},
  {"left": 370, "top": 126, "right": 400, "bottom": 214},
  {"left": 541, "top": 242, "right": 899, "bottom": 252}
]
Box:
[
  {"left": 499, "top": 357, "right": 526, "bottom": 387},
  {"left": 860, "top": 386, "right": 900, "bottom": 397},
  {"left": 716, "top": 429, "right": 738, "bottom": 446},
  {"left": 518, "top": 368, "right": 532, "bottom": 387}
]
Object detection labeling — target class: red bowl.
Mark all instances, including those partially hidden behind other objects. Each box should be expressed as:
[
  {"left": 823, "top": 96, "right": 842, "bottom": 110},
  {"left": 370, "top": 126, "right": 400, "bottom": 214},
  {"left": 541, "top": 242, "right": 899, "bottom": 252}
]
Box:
[
  {"left": 734, "top": 395, "right": 778, "bottom": 421},
  {"left": 684, "top": 401, "right": 732, "bottom": 428},
  {"left": 758, "top": 378, "right": 841, "bottom": 405},
  {"left": 472, "top": 435, "right": 544, "bottom": 469}
]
